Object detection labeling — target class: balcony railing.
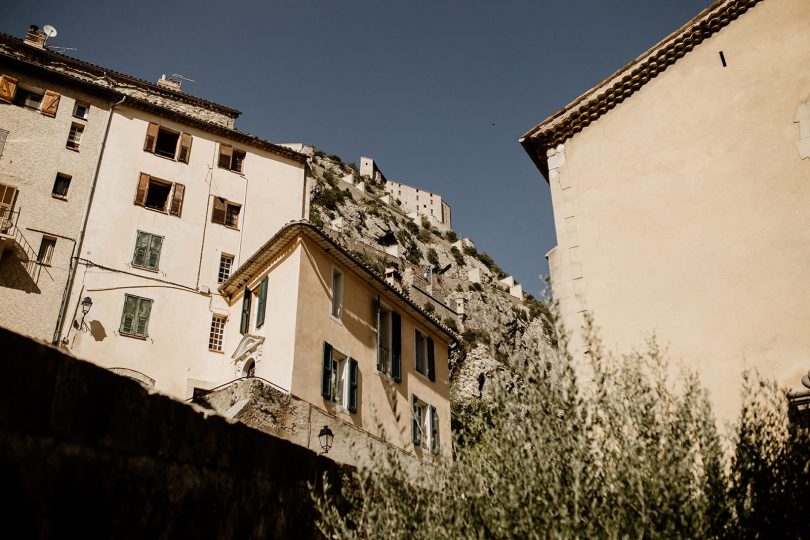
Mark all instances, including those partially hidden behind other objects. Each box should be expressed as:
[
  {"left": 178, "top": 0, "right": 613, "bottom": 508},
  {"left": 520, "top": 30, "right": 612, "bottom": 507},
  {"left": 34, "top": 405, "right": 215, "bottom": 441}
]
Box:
[{"left": 0, "top": 206, "right": 41, "bottom": 279}]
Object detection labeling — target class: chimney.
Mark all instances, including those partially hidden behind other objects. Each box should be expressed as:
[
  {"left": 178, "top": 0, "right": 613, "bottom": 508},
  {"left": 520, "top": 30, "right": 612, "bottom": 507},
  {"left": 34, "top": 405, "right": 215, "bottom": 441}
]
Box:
[
  {"left": 23, "top": 25, "right": 47, "bottom": 49},
  {"left": 156, "top": 74, "right": 181, "bottom": 92},
  {"left": 384, "top": 267, "right": 402, "bottom": 290}
]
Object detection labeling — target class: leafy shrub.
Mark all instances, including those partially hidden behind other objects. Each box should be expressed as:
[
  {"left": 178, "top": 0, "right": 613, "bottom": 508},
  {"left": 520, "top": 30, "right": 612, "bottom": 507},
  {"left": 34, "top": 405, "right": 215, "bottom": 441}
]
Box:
[
  {"left": 443, "top": 317, "right": 459, "bottom": 333},
  {"left": 421, "top": 216, "right": 431, "bottom": 229},
  {"left": 445, "top": 230, "right": 459, "bottom": 243},
  {"left": 309, "top": 207, "right": 324, "bottom": 229},
  {"left": 468, "top": 283, "right": 483, "bottom": 292},
  {"left": 462, "top": 244, "right": 477, "bottom": 256},
  {"left": 450, "top": 246, "right": 465, "bottom": 266},
  {"left": 460, "top": 328, "right": 490, "bottom": 350},
  {"left": 423, "top": 302, "right": 435, "bottom": 314},
  {"left": 405, "top": 220, "right": 419, "bottom": 235},
  {"left": 427, "top": 248, "right": 439, "bottom": 266}
]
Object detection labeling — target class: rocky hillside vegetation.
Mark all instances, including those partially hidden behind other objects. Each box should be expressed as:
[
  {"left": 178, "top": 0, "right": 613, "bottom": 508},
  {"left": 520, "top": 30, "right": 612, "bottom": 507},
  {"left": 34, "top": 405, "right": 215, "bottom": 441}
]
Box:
[{"left": 302, "top": 147, "right": 555, "bottom": 406}]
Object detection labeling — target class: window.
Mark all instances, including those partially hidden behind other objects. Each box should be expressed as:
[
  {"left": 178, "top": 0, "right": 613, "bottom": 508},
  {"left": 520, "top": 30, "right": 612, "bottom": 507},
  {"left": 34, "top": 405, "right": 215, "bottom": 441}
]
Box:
[
  {"left": 73, "top": 101, "right": 89, "bottom": 120},
  {"left": 239, "top": 287, "right": 252, "bottom": 335},
  {"left": 0, "top": 182, "right": 17, "bottom": 231},
  {"left": 415, "top": 329, "right": 436, "bottom": 381},
  {"left": 51, "top": 173, "right": 71, "bottom": 199},
  {"left": 218, "top": 143, "right": 246, "bottom": 173},
  {"left": 66, "top": 123, "right": 83, "bottom": 150},
  {"left": 256, "top": 277, "right": 268, "bottom": 328},
  {"left": 412, "top": 394, "right": 440, "bottom": 454},
  {"left": 211, "top": 197, "right": 241, "bottom": 229},
  {"left": 120, "top": 294, "right": 153, "bottom": 338},
  {"left": 209, "top": 314, "right": 226, "bottom": 352},
  {"left": 134, "top": 173, "right": 185, "bottom": 217},
  {"left": 13, "top": 87, "right": 43, "bottom": 109},
  {"left": 131, "top": 231, "right": 163, "bottom": 271},
  {"left": 331, "top": 267, "right": 343, "bottom": 319},
  {"left": 0, "top": 128, "right": 8, "bottom": 158},
  {"left": 376, "top": 304, "right": 401, "bottom": 381},
  {"left": 321, "top": 342, "right": 358, "bottom": 412},
  {"left": 6, "top": 80, "right": 60, "bottom": 117},
  {"left": 217, "top": 254, "right": 234, "bottom": 284},
  {"left": 37, "top": 236, "right": 56, "bottom": 265},
  {"left": 143, "top": 122, "right": 192, "bottom": 163}
]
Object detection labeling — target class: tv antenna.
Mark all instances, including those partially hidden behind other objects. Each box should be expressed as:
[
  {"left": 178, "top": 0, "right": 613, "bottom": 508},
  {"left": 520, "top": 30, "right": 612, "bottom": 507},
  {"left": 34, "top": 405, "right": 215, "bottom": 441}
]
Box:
[
  {"left": 42, "top": 24, "right": 57, "bottom": 45},
  {"left": 171, "top": 73, "right": 196, "bottom": 85}
]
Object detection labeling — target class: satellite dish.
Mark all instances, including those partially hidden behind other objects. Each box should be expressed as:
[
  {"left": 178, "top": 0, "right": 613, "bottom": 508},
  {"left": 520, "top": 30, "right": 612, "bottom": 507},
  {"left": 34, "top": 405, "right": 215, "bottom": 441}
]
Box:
[{"left": 42, "top": 25, "right": 57, "bottom": 38}]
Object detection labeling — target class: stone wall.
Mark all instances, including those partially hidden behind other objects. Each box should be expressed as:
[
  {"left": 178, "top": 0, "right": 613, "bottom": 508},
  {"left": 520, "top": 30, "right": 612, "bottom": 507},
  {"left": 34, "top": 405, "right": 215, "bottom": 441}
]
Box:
[{"left": 0, "top": 327, "right": 348, "bottom": 539}]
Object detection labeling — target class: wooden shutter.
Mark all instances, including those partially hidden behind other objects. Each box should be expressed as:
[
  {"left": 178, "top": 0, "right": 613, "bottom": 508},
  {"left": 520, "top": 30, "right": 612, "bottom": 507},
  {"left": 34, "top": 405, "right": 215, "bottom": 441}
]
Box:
[
  {"left": 375, "top": 298, "right": 383, "bottom": 372},
  {"left": 430, "top": 405, "right": 439, "bottom": 454},
  {"left": 240, "top": 287, "right": 251, "bottom": 335},
  {"left": 392, "top": 311, "right": 401, "bottom": 382},
  {"left": 169, "top": 183, "right": 185, "bottom": 217},
  {"left": 211, "top": 197, "right": 226, "bottom": 224},
  {"left": 218, "top": 144, "right": 233, "bottom": 169},
  {"left": 134, "top": 173, "right": 150, "bottom": 206},
  {"left": 427, "top": 337, "right": 435, "bottom": 381},
  {"left": 348, "top": 358, "right": 358, "bottom": 413},
  {"left": 322, "top": 342, "right": 333, "bottom": 399},
  {"left": 40, "top": 90, "right": 60, "bottom": 117},
  {"left": 135, "top": 298, "right": 152, "bottom": 337},
  {"left": 256, "top": 277, "right": 268, "bottom": 328},
  {"left": 0, "top": 75, "right": 17, "bottom": 103},
  {"left": 143, "top": 122, "right": 159, "bottom": 152},
  {"left": 120, "top": 295, "right": 138, "bottom": 335},
  {"left": 178, "top": 132, "right": 193, "bottom": 163},
  {"left": 412, "top": 395, "right": 421, "bottom": 446},
  {"left": 132, "top": 232, "right": 149, "bottom": 267},
  {"left": 147, "top": 235, "right": 163, "bottom": 270}
]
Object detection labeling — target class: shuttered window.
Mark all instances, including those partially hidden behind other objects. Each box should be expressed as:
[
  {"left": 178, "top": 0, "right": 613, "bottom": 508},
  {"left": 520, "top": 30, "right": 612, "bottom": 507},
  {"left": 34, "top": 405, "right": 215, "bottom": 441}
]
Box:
[
  {"left": 120, "top": 294, "right": 153, "bottom": 338},
  {"left": 66, "top": 123, "right": 83, "bottom": 150},
  {"left": 0, "top": 75, "right": 17, "bottom": 103},
  {"left": 430, "top": 405, "right": 440, "bottom": 454},
  {"left": 131, "top": 231, "right": 163, "bottom": 271},
  {"left": 255, "top": 277, "right": 268, "bottom": 328},
  {"left": 218, "top": 144, "right": 246, "bottom": 173},
  {"left": 322, "top": 342, "right": 333, "bottom": 399},
  {"left": 211, "top": 197, "right": 241, "bottom": 229},
  {"left": 415, "top": 330, "right": 426, "bottom": 375},
  {"left": 392, "top": 312, "right": 401, "bottom": 382},
  {"left": 51, "top": 173, "right": 71, "bottom": 198},
  {"left": 133, "top": 173, "right": 184, "bottom": 217},
  {"left": 376, "top": 303, "right": 402, "bottom": 382},
  {"left": 427, "top": 337, "right": 436, "bottom": 382},
  {"left": 37, "top": 236, "right": 56, "bottom": 265},
  {"left": 40, "top": 90, "right": 60, "bottom": 117},
  {"left": 412, "top": 395, "right": 423, "bottom": 447},
  {"left": 239, "top": 287, "right": 252, "bottom": 335},
  {"left": 348, "top": 359, "right": 358, "bottom": 413},
  {"left": 330, "top": 268, "right": 343, "bottom": 319},
  {"left": 143, "top": 122, "right": 192, "bottom": 162}
]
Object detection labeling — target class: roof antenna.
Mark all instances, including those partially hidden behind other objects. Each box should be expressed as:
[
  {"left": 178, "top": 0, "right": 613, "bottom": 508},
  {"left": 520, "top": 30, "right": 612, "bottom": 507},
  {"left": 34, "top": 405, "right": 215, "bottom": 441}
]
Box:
[
  {"left": 41, "top": 24, "right": 57, "bottom": 46},
  {"left": 171, "top": 73, "right": 196, "bottom": 85}
]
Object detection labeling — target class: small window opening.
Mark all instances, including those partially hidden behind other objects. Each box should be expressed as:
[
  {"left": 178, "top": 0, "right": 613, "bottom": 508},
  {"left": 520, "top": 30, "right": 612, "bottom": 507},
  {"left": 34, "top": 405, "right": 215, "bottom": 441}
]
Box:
[
  {"left": 154, "top": 128, "right": 180, "bottom": 158},
  {"left": 225, "top": 204, "right": 241, "bottom": 228},
  {"left": 73, "top": 102, "right": 89, "bottom": 120},
  {"left": 144, "top": 179, "right": 172, "bottom": 210},
  {"left": 52, "top": 173, "right": 72, "bottom": 198},
  {"left": 37, "top": 236, "right": 56, "bottom": 265},
  {"left": 66, "top": 123, "right": 84, "bottom": 150},
  {"left": 13, "top": 87, "right": 43, "bottom": 109}
]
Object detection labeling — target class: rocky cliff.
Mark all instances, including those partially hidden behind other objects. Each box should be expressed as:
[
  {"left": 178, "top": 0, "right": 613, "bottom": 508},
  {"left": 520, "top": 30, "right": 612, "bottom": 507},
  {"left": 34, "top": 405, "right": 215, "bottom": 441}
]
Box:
[{"left": 302, "top": 147, "right": 555, "bottom": 404}]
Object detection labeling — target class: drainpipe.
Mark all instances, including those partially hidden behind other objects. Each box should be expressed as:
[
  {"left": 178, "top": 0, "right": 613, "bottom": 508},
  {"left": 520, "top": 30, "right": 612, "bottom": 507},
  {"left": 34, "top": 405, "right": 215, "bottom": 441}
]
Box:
[{"left": 52, "top": 92, "right": 127, "bottom": 345}]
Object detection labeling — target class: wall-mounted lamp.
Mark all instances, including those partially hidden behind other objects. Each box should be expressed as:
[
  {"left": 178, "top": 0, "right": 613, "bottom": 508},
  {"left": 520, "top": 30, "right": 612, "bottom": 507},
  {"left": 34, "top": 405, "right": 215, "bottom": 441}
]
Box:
[
  {"left": 79, "top": 296, "right": 93, "bottom": 332},
  {"left": 318, "top": 425, "right": 334, "bottom": 454}
]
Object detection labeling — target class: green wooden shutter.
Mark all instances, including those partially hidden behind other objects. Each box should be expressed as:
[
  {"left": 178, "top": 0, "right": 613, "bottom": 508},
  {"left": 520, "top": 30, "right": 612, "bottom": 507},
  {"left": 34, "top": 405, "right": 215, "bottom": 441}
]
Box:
[
  {"left": 348, "top": 358, "right": 358, "bottom": 413},
  {"left": 119, "top": 295, "right": 138, "bottom": 334},
  {"left": 415, "top": 330, "right": 425, "bottom": 374},
  {"left": 256, "top": 277, "right": 268, "bottom": 328},
  {"left": 322, "top": 342, "right": 333, "bottom": 399},
  {"left": 412, "top": 394, "right": 421, "bottom": 446},
  {"left": 392, "top": 311, "right": 401, "bottom": 382},
  {"left": 132, "top": 232, "right": 149, "bottom": 267},
  {"left": 430, "top": 405, "right": 439, "bottom": 454},
  {"left": 240, "top": 287, "right": 251, "bottom": 335},
  {"left": 375, "top": 298, "right": 383, "bottom": 372},
  {"left": 135, "top": 298, "right": 152, "bottom": 337},
  {"left": 427, "top": 337, "right": 435, "bottom": 381},
  {"left": 147, "top": 235, "right": 163, "bottom": 270}
]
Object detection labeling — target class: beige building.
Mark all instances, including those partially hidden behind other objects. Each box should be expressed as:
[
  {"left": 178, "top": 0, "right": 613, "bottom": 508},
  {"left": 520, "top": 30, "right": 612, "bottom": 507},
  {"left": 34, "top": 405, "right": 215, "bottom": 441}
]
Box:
[
  {"left": 217, "top": 222, "right": 455, "bottom": 459},
  {"left": 360, "top": 156, "right": 453, "bottom": 230},
  {"left": 521, "top": 0, "right": 810, "bottom": 422}
]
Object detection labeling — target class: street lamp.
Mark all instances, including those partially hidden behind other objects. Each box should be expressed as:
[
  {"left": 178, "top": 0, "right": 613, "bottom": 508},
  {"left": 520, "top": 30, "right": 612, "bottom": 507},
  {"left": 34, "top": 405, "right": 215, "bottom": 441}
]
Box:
[
  {"left": 79, "top": 296, "right": 93, "bottom": 332},
  {"left": 318, "top": 425, "right": 334, "bottom": 454}
]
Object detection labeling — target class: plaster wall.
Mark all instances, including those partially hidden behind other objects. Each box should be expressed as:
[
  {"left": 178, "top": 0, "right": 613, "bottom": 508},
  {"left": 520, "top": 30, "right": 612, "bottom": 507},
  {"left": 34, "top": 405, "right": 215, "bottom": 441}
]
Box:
[
  {"left": 66, "top": 106, "right": 305, "bottom": 398},
  {"left": 0, "top": 65, "right": 111, "bottom": 341},
  {"left": 384, "top": 180, "right": 452, "bottom": 230},
  {"left": 548, "top": 0, "right": 810, "bottom": 422},
  {"left": 292, "top": 237, "right": 453, "bottom": 458}
]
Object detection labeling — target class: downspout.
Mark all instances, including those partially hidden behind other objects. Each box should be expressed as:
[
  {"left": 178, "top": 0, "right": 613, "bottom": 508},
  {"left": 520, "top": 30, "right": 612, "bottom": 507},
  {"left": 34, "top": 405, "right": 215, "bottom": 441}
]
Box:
[
  {"left": 52, "top": 92, "right": 127, "bottom": 345},
  {"left": 301, "top": 160, "right": 309, "bottom": 220}
]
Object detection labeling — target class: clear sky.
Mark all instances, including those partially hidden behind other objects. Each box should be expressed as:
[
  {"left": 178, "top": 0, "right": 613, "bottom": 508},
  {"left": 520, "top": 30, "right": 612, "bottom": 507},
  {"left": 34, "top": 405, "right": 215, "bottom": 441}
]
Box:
[{"left": 3, "top": 0, "right": 709, "bottom": 295}]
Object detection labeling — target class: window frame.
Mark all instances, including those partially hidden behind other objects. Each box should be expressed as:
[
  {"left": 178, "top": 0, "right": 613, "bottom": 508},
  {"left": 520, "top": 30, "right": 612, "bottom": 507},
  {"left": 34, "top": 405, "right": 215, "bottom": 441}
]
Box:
[
  {"left": 321, "top": 342, "right": 358, "bottom": 412},
  {"left": 51, "top": 173, "right": 71, "bottom": 199},
  {"left": 131, "top": 230, "right": 164, "bottom": 272},
  {"left": 211, "top": 197, "right": 241, "bottom": 229},
  {"left": 119, "top": 294, "right": 154, "bottom": 339},
  {"left": 72, "top": 101, "right": 89, "bottom": 120},
  {"left": 414, "top": 327, "right": 436, "bottom": 381},
  {"left": 217, "top": 253, "right": 234, "bottom": 284},
  {"left": 208, "top": 314, "right": 226, "bottom": 352},
  {"left": 412, "top": 394, "right": 440, "bottom": 454},
  {"left": 65, "top": 122, "right": 83, "bottom": 151},
  {"left": 36, "top": 236, "right": 56, "bottom": 266},
  {"left": 330, "top": 266, "right": 344, "bottom": 321}
]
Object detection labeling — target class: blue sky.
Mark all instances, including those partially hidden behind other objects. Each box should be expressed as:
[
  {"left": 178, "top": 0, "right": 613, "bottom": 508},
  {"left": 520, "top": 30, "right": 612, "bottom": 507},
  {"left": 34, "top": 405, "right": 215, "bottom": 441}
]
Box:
[{"left": 3, "top": 0, "right": 709, "bottom": 295}]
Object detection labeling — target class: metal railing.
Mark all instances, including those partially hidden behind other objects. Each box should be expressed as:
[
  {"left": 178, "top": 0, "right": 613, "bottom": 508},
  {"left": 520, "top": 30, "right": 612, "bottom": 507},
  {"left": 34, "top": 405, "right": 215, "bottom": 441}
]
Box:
[{"left": 0, "top": 206, "right": 41, "bottom": 278}]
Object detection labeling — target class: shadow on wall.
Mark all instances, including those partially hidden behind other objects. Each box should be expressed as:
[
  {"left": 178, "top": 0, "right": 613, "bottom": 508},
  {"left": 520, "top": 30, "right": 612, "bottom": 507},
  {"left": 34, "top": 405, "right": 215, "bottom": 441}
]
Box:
[{"left": 0, "top": 256, "right": 42, "bottom": 294}]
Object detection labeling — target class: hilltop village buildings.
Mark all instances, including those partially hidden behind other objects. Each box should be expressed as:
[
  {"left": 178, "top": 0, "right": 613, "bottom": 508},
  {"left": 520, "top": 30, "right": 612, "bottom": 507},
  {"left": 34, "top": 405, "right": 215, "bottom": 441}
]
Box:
[
  {"left": 0, "top": 25, "right": 453, "bottom": 462},
  {"left": 521, "top": 0, "right": 810, "bottom": 421}
]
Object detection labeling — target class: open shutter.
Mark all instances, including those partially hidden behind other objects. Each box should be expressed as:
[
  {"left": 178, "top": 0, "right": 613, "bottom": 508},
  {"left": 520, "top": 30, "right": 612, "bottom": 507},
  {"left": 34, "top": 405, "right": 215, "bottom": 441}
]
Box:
[
  {"left": 143, "top": 122, "right": 159, "bottom": 152},
  {"left": 147, "top": 235, "right": 163, "bottom": 270},
  {"left": 134, "top": 173, "right": 150, "bottom": 206},
  {"left": 322, "top": 342, "right": 333, "bottom": 399},
  {"left": 375, "top": 298, "right": 383, "bottom": 372},
  {"left": 256, "top": 277, "right": 268, "bottom": 327},
  {"left": 119, "top": 295, "right": 138, "bottom": 334},
  {"left": 212, "top": 197, "right": 227, "bottom": 224},
  {"left": 430, "top": 405, "right": 439, "bottom": 454},
  {"left": 392, "top": 311, "right": 401, "bottom": 382},
  {"left": 136, "top": 298, "right": 152, "bottom": 337},
  {"left": 427, "top": 337, "right": 435, "bottom": 381},
  {"left": 40, "top": 90, "right": 60, "bottom": 117},
  {"left": 169, "top": 183, "right": 185, "bottom": 217},
  {"left": 218, "top": 143, "right": 233, "bottom": 169},
  {"left": 412, "top": 395, "right": 421, "bottom": 446},
  {"left": 0, "top": 75, "right": 17, "bottom": 103},
  {"left": 240, "top": 287, "right": 251, "bottom": 335},
  {"left": 132, "top": 232, "right": 149, "bottom": 267},
  {"left": 178, "top": 132, "right": 193, "bottom": 163},
  {"left": 348, "top": 358, "right": 358, "bottom": 412}
]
